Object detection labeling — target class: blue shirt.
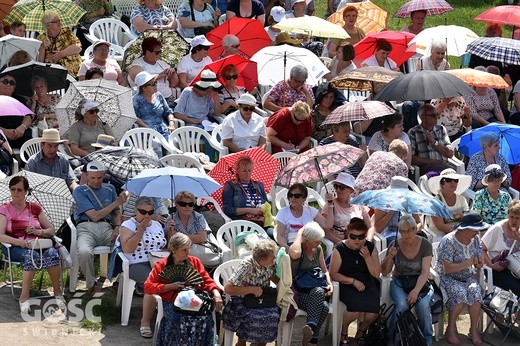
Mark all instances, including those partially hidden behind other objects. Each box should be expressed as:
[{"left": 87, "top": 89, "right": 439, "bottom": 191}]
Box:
[
  {"left": 174, "top": 87, "right": 215, "bottom": 121},
  {"left": 73, "top": 183, "right": 117, "bottom": 222},
  {"left": 25, "top": 151, "right": 77, "bottom": 187},
  {"left": 133, "top": 92, "right": 172, "bottom": 139}
]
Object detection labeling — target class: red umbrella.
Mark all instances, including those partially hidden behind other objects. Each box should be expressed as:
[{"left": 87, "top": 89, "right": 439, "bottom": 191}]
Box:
[
  {"left": 474, "top": 5, "right": 520, "bottom": 27},
  {"left": 189, "top": 55, "right": 258, "bottom": 92},
  {"left": 208, "top": 147, "right": 280, "bottom": 206},
  {"left": 394, "top": 0, "right": 453, "bottom": 18},
  {"left": 206, "top": 17, "right": 271, "bottom": 61},
  {"left": 354, "top": 31, "right": 416, "bottom": 67},
  {"left": 0, "top": 0, "right": 15, "bottom": 22}
]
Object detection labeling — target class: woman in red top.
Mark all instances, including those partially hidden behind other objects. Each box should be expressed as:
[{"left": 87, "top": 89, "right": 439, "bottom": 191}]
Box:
[
  {"left": 266, "top": 100, "right": 312, "bottom": 154},
  {"left": 0, "top": 176, "right": 63, "bottom": 314},
  {"left": 144, "top": 232, "right": 223, "bottom": 344}
]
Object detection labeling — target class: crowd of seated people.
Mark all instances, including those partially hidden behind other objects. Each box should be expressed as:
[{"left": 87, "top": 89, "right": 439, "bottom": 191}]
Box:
[{"left": 4, "top": 2, "right": 520, "bottom": 345}]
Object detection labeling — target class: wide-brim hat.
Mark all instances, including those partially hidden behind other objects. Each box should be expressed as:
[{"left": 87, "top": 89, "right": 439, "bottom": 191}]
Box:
[
  {"left": 92, "top": 40, "right": 111, "bottom": 50},
  {"left": 428, "top": 168, "right": 472, "bottom": 195},
  {"left": 135, "top": 71, "right": 157, "bottom": 88},
  {"left": 275, "top": 32, "right": 302, "bottom": 46},
  {"left": 92, "top": 134, "right": 116, "bottom": 148},
  {"left": 482, "top": 163, "right": 507, "bottom": 186},
  {"left": 332, "top": 172, "right": 355, "bottom": 189},
  {"left": 194, "top": 70, "right": 222, "bottom": 91},
  {"left": 236, "top": 93, "right": 256, "bottom": 106},
  {"left": 39, "top": 128, "right": 66, "bottom": 143},
  {"left": 191, "top": 35, "right": 213, "bottom": 48},
  {"left": 455, "top": 211, "right": 489, "bottom": 232}
]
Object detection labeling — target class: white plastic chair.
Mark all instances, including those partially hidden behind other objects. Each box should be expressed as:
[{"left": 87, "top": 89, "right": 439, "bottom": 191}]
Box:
[
  {"left": 19, "top": 137, "right": 41, "bottom": 163},
  {"left": 168, "top": 126, "right": 229, "bottom": 160},
  {"left": 159, "top": 153, "right": 205, "bottom": 173},
  {"left": 115, "top": 252, "right": 136, "bottom": 326},
  {"left": 85, "top": 18, "right": 137, "bottom": 47},
  {"left": 215, "top": 220, "right": 267, "bottom": 262},
  {"left": 68, "top": 217, "right": 112, "bottom": 292},
  {"left": 119, "top": 127, "right": 181, "bottom": 157},
  {"left": 83, "top": 44, "right": 125, "bottom": 61},
  {"left": 274, "top": 187, "right": 325, "bottom": 212}
]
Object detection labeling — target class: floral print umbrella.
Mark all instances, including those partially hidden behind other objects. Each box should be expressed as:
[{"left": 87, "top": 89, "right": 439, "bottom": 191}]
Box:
[
  {"left": 122, "top": 29, "right": 190, "bottom": 71},
  {"left": 275, "top": 142, "right": 365, "bottom": 188},
  {"left": 349, "top": 186, "right": 452, "bottom": 218}
]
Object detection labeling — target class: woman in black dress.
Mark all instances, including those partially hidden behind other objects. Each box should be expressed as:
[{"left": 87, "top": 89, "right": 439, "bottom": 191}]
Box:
[{"left": 329, "top": 217, "right": 381, "bottom": 345}]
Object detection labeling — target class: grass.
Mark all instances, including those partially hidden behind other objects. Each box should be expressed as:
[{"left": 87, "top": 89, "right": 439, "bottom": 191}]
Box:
[{"left": 314, "top": 0, "right": 514, "bottom": 67}]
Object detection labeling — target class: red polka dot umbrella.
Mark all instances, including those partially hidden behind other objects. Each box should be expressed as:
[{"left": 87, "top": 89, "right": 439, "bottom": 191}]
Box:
[{"left": 208, "top": 147, "right": 280, "bottom": 207}]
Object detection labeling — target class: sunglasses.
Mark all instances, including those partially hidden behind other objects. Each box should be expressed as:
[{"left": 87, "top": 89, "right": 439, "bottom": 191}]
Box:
[
  {"left": 348, "top": 233, "right": 366, "bottom": 240},
  {"left": 137, "top": 208, "right": 154, "bottom": 215},
  {"left": 241, "top": 105, "right": 255, "bottom": 112},
  {"left": 333, "top": 184, "right": 349, "bottom": 191},
  {"left": 288, "top": 192, "right": 303, "bottom": 199},
  {"left": 231, "top": 44, "right": 240, "bottom": 48},
  {"left": 442, "top": 178, "right": 459, "bottom": 183},
  {"left": 177, "top": 201, "right": 195, "bottom": 207},
  {"left": 1, "top": 79, "right": 16, "bottom": 86},
  {"left": 87, "top": 108, "right": 100, "bottom": 114},
  {"left": 153, "top": 50, "right": 162, "bottom": 54},
  {"left": 225, "top": 75, "right": 238, "bottom": 80},
  {"left": 201, "top": 46, "right": 210, "bottom": 51},
  {"left": 145, "top": 81, "right": 158, "bottom": 87}
]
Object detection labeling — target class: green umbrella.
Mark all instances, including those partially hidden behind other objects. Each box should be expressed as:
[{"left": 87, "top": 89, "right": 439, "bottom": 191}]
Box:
[{"left": 5, "top": 0, "right": 86, "bottom": 32}]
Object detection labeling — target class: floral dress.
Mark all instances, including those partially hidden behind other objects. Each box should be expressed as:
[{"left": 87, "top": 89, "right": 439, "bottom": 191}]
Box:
[
  {"left": 465, "top": 151, "right": 511, "bottom": 190},
  {"left": 34, "top": 94, "right": 61, "bottom": 135},
  {"left": 435, "top": 232, "right": 482, "bottom": 311},
  {"left": 430, "top": 97, "right": 466, "bottom": 137},
  {"left": 473, "top": 188, "right": 511, "bottom": 225}
]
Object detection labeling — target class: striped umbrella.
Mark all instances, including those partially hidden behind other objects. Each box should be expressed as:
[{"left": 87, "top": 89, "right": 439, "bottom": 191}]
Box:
[
  {"left": 5, "top": 0, "right": 86, "bottom": 32},
  {"left": 208, "top": 147, "right": 280, "bottom": 206},
  {"left": 466, "top": 37, "right": 520, "bottom": 66},
  {"left": 394, "top": 0, "right": 453, "bottom": 18}
]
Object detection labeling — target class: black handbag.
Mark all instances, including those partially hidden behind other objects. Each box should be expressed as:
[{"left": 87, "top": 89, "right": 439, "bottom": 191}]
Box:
[
  {"left": 294, "top": 252, "right": 327, "bottom": 292},
  {"left": 190, "top": 3, "right": 213, "bottom": 36},
  {"left": 396, "top": 275, "right": 431, "bottom": 294},
  {"left": 172, "top": 287, "right": 214, "bottom": 316},
  {"left": 242, "top": 286, "right": 277, "bottom": 308},
  {"left": 394, "top": 307, "right": 427, "bottom": 346},
  {"left": 363, "top": 303, "right": 394, "bottom": 346},
  {"left": 0, "top": 146, "right": 13, "bottom": 174}
]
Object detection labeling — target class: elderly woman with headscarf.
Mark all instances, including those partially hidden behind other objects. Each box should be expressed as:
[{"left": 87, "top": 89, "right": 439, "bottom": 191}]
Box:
[
  {"left": 263, "top": 65, "right": 315, "bottom": 113},
  {"left": 66, "top": 99, "right": 115, "bottom": 157},
  {"left": 465, "top": 132, "right": 511, "bottom": 191},
  {"left": 37, "top": 11, "right": 82, "bottom": 77},
  {"left": 426, "top": 168, "right": 471, "bottom": 241},
  {"left": 473, "top": 164, "right": 512, "bottom": 225},
  {"left": 435, "top": 211, "right": 486, "bottom": 346}
]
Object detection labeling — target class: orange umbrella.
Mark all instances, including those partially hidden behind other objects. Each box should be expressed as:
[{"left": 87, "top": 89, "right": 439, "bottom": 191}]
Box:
[
  {"left": 327, "top": 0, "right": 388, "bottom": 35},
  {"left": 0, "top": 0, "right": 16, "bottom": 22},
  {"left": 443, "top": 69, "right": 509, "bottom": 89}
]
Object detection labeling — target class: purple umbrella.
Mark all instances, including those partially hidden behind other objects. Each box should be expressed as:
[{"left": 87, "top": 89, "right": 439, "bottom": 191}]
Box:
[{"left": 0, "top": 95, "right": 33, "bottom": 116}]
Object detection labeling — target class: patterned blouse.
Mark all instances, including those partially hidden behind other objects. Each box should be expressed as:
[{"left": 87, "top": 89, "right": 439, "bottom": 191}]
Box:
[
  {"left": 466, "top": 87, "right": 501, "bottom": 121},
  {"left": 133, "top": 92, "right": 172, "bottom": 139},
  {"left": 34, "top": 94, "right": 61, "bottom": 134},
  {"left": 473, "top": 188, "right": 511, "bottom": 225},
  {"left": 431, "top": 97, "right": 466, "bottom": 136},
  {"left": 268, "top": 80, "right": 314, "bottom": 108},
  {"left": 228, "top": 256, "right": 275, "bottom": 287},
  {"left": 170, "top": 211, "right": 210, "bottom": 236},
  {"left": 37, "top": 28, "right": 82, "bottom": 77},
  {"left": 130, "top": 4, "right": 174, "bottom": 35}
]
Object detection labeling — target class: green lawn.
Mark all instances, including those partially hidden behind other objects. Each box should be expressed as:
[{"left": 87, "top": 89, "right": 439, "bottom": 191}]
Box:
[{"left": 315, "top": 0, "right": 514, "bottom": 67}]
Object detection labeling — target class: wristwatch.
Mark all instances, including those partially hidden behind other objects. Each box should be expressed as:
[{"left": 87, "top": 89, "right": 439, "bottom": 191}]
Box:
[{"left": 433, "top": 140, "right": 439, "bottom": 146}]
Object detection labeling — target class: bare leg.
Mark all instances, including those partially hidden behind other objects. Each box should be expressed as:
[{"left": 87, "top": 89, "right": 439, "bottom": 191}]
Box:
[
  {"left": 446, "top": 303, "right": 464, "bottom": 345},
  {"left": 341, "top": 311, "right": 360, "bottom": 338},
  {"left": 20, "top": 270, "right": 37, "bottom": 302},
  {"left": 48, "top": 266, "right": 62, "bottom": 297},
  {"left": 468, "top": 302, "right": 482, "bottom": 345},
  {"left": 141, "top": 294, "right": 157, "bottom": 327},
  {"left": 235, "top": 339, "right": 246, "bottom": 346}
]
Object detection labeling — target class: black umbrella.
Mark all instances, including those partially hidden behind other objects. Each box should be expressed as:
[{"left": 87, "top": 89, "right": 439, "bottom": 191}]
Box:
[
  {"left": 374, "top": 70, "right": 475, "bottom": 102},
  {"left": 2, "top": 61, "right": 69, "bottom": 97}
]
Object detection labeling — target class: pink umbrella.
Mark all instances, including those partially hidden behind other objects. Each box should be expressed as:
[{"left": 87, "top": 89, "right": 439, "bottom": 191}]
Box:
[
  {"left": 394, "top": 0, "right": 453, "bottom": 18},
  {"left": 321, "top": 101, "right": 395, "bottom": 126},
  {"left": 275, "top": 143, "right": 365, "bottom": 188},
  {"left": 0, "top": 95, "right": 33, "bottom": 116}
]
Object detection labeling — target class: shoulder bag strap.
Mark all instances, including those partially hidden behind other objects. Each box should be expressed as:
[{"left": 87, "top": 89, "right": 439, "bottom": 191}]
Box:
[{"left": 86, "top": 185, "right": 105, "bottom": 209}]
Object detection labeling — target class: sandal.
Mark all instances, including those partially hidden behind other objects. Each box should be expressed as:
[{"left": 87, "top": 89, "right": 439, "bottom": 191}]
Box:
[
  {"left": 302, "top": 324, "right": 313, "bottom": 345},
  {"left": 355, "top": 329, "right": 367, "bottom": 345},
  {"left": 19, "top": 300, "right": 30, "bottom": 314},
  {"left": 339, "top": 333, "right": 349, "bottom": 345},
  {"left": 140, "top": 326, "right": 153, "bottom": 338}
]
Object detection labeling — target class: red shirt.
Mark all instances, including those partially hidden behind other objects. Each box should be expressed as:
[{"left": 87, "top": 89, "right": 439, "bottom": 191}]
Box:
[{"left": 266, "top": 107, "right": 312, "bottom": 154}]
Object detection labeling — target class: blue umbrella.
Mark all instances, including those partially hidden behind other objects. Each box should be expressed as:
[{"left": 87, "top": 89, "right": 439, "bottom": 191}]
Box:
[
  {"left": 124, "top": 167, "right": 221, "bottom": 199},
  {"left": 350, "top": 187, "right": 452, "bottom": 218},
  {"left": 458, "top": 123, "right": 520, "bottom": 164}
]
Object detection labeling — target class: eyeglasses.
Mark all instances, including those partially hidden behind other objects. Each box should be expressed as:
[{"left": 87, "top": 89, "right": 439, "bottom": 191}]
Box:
[
  {"left": 292, "top": 114, "right": 304, "bottom": 123},
  {"left": 241, "top": 105, "right": 255, "bottom": 112},
  {"left": 333, "top": 184, "right": 349, "bottom": 191},
  {"left": 145, "top": 81, "right": 158, "bottom": 87},
  {"left": 153, "top": 50, "right": 162, "bottom": 55},
  {"left": 87, "top": 108, "right": 100, "bottom": 114},
  {"left": 1, "top": 79, "right": 16, "bottom": 86},
  {"left": 177, "top": 201, "right": 195, "bottom": 207},
  {"left": 137, "top": 208, "right": 154, "bottom": 215},
  {"left": 48, "top": 19, "right": 61, "bottom": 24},
  {"left": 288, "top": 192, "right": 303, "bottom": 199},
  {"left": 348, "top": 233, "right": 366, "bottom": 240},
  {"left": 224, "top": 75, "right": 238, "bottom": 80},
  {"left": 442, "top": 178, "right": 459, "bottom": 183},
  {"left": 291, "top": 77, "right": 305, "bottom": 84}
]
